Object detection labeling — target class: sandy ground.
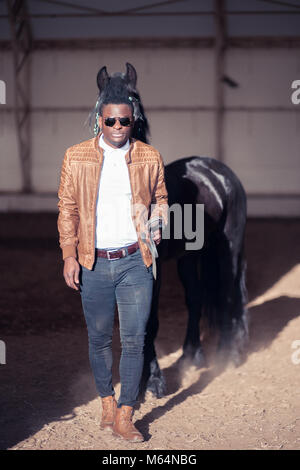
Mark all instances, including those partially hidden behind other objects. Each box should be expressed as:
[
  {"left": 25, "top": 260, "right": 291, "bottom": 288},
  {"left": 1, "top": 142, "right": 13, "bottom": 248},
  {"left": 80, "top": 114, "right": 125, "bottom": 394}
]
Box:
[{"left": 0, "top": 214, "right": 300, "bottom": 450}]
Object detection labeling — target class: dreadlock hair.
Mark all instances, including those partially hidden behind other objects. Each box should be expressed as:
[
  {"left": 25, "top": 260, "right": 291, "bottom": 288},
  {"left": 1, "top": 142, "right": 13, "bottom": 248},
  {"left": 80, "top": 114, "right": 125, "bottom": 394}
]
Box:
[{"left": 87, "top": 63, "right": 150, "bottom": 144}]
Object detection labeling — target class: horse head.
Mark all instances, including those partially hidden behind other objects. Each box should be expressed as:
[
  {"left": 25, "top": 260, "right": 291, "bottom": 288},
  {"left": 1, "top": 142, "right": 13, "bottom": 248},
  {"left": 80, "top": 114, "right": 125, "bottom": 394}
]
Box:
[{"left": 91, "top": 62, "right": 149, "bottom": 144}]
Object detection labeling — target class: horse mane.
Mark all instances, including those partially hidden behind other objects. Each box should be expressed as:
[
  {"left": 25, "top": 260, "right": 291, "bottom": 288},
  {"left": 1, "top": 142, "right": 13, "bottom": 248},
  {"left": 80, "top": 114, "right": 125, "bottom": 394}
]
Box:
[{"left": 87, "top": 63, "right": 150, "bottom": 144}]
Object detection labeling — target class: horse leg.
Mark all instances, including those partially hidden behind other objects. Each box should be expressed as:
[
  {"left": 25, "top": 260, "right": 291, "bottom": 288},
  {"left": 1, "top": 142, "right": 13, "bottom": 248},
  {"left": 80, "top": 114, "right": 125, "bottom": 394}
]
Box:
[
  {"left": 225, "top": 250, "right": 249, "bottom": 365},
  {"left": 141, "top": 257, "right": 166, "bottom": 398},
  {"left": 177, "top": 253, "right": 206, "bottom": 368},
  {"left": 217, "top": 237, "right": 248, "bottom": 366}
]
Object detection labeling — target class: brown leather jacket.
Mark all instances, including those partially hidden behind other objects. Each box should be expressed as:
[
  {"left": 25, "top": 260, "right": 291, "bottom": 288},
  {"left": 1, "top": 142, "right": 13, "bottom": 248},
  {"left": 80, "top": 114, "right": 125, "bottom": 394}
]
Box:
[{"left": 57, "top": 134, "right": 169, "bottom": 270}]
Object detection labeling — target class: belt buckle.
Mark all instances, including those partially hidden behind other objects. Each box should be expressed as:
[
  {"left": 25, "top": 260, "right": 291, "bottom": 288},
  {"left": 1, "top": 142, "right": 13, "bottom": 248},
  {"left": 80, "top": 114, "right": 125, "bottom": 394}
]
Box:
[
  {"left": 107, "top": 249, "right": 119, "bottom": 260},
  {"left": 107, "top": 248, "right": 127, "bottom": 260}
]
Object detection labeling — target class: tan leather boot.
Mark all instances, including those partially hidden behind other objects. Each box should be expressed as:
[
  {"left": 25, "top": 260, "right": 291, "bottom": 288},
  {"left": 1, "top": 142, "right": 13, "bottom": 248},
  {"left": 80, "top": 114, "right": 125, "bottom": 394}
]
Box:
[
  {"left": 112, "top": 405, "right": 144, "bottom": 442},
  {"left": 100, "top": 395, "right": 117, "bottom": 431}
]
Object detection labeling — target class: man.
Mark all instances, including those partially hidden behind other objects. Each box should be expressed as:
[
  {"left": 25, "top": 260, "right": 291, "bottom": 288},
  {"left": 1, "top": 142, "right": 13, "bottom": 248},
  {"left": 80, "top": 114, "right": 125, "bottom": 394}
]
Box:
[{"left": 57, "top": 64, "right": 168, "bottom": 443}]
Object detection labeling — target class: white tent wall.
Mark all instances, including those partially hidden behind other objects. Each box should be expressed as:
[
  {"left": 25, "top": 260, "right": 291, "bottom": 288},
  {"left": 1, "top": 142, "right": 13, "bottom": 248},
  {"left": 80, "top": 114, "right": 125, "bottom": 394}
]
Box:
[{"left": 0, "top": 46, "right": 299, "bottom": 215}]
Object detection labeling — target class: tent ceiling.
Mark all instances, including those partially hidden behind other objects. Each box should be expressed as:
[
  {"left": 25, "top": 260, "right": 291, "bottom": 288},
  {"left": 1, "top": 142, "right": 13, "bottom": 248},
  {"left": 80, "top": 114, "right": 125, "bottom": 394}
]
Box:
[{"left": 1, "top": 0, "right": 300, "bottom": 41}]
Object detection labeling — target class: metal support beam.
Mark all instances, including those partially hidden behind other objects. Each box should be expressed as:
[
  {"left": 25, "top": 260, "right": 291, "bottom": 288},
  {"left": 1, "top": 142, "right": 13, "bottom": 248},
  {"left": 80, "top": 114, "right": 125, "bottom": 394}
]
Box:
[
  {"left": 214, "top": 0, "right": 227, "bottom": 162},
  {"left": 1, "top": 105, "right": 300, "bottom": 114},
  {"left": 6, "top": 0, "right": 33, "bottom": 193},
  {"left": 1, "top": 36, "right": 300, "bottom": 51}
]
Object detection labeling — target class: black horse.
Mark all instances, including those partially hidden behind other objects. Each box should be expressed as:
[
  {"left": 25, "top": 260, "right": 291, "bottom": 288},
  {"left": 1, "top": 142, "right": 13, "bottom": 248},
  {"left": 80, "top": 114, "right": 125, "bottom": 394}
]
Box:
[
  {"left": 93, "top": 63, "right": 249, "bottom": 399},
  {"left": 142, "top": 155, "right": 248, "bottom": 397}
]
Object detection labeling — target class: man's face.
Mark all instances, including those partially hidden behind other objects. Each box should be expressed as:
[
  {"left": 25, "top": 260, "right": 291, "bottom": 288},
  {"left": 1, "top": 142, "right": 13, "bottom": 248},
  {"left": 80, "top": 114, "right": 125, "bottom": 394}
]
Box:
[{"left": 99, "top": 103, "right": 133, "bottom": 149}]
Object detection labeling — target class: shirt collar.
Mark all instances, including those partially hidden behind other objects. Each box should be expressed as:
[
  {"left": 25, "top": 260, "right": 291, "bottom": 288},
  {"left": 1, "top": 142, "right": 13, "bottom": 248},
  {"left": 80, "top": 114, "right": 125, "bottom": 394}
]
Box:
[{"left": 99, "top": 133, "right": 130, "bottom": 153}]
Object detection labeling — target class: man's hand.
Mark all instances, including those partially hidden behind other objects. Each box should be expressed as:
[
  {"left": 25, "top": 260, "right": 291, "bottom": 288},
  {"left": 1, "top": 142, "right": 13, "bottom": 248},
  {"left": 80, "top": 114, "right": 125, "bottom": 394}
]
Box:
[
  {"left": 148, "top": 218, "right": 162, "bottom": 246},
  {"left": 152, "top": 229, "right": 161, "bottom": 245},
  {"left": 63, "top": 256, "right": 80, "bottom": 290}
]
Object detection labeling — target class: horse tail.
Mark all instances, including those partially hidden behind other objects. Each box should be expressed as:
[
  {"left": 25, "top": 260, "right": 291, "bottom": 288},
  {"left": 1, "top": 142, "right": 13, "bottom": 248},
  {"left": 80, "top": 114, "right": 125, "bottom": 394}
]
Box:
[
  {"left": 201, "top": 233, "right": 248, "bottom": 318},
  {"left": 235, "top": 244, "right": 249, "bottom": 348},
  {"left": 201, "top": 231, "right": 249, "bottom": 353}
]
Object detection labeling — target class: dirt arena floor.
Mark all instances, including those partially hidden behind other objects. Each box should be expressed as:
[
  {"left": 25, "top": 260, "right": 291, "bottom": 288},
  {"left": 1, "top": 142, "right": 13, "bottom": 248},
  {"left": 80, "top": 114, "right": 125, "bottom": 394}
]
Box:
[{"left": 0, "top": 213, "right": 299, "bottom": 450}]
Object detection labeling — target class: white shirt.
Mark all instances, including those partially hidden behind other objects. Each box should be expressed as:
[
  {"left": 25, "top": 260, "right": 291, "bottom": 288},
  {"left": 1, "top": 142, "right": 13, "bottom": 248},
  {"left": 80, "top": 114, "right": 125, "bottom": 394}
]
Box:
[{"left": 95, "top": 134, "right": 138, "bottom": 249}]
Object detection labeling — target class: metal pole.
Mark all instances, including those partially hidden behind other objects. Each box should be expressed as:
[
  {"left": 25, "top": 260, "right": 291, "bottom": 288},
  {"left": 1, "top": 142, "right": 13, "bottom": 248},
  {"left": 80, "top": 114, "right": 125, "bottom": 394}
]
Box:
[
  {"left": 214, "top": 0, "right": 226, "bottom": 162},
  {"left": 6, "top": 0, "right": 33, "bottom": 193}
]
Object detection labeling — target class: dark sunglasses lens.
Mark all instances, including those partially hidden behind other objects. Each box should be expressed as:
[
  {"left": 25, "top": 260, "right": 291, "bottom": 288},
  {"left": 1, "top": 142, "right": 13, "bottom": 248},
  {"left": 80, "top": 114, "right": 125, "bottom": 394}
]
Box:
[
  {"left": 104, "top": 118, "right": 115, "bottom": 127},
  {"left": 104, "top": 117, "right": 131, "bottom": 127},
  {"left": 119, "top": 118, "right": 131, "bottom": 127}
]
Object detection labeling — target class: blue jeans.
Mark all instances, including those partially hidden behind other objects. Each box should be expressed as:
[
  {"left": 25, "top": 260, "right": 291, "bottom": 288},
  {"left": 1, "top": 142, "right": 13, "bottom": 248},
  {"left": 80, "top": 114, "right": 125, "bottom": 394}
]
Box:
[{"left": 79, "top": 248, "right": 153, "bottom": 408}]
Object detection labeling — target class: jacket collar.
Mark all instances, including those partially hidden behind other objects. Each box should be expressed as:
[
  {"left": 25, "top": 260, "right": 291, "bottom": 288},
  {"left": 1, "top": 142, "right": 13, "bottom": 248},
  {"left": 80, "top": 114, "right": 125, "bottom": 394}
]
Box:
[
  {"left": 93, "top": 132, "right": 136, "bottom": 164},
  {"left": 99, "top": 133, "right": 130, "bottom": 153}
]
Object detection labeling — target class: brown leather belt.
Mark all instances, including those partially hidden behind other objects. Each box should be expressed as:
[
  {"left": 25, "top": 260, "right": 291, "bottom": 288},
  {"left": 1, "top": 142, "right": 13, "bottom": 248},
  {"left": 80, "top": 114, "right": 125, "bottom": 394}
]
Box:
[{"left": 96, "top": 241, "right": 139, "bottom": 260}]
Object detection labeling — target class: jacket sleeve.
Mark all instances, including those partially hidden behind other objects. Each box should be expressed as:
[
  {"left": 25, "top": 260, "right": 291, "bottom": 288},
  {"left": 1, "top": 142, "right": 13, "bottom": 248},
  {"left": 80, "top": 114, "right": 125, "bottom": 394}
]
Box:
[
  {"left": 149, "top": 153, "right": 169, "bottom": 230},
  {"left": 57, "top": 149, "right": 79, "bottom": 260}
]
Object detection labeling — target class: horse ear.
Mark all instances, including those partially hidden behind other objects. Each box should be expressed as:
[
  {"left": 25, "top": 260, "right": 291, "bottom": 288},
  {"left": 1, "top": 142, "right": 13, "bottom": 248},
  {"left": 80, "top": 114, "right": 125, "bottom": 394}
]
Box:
[
  {"left": 97, "top": 66, "right": 110, "bottom": 92},
  {"left": 125, "top": 62, "right": 137, "bottom": 88}
]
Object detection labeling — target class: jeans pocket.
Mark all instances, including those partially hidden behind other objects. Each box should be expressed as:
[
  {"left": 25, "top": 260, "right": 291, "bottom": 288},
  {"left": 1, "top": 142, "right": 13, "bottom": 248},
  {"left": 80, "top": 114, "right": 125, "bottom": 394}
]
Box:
[
  {"left": 136, "top": 249, "right": 153, "bottom": 277},
  {"left": 145, "top": 263, "right": 154, "bottom": 279}
]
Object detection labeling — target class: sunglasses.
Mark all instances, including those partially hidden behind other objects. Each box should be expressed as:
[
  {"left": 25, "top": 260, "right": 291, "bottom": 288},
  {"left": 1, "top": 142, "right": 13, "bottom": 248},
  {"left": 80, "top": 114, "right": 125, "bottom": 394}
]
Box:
[{"left": 104, "top": 117, "right": 132, "bottom": 127}]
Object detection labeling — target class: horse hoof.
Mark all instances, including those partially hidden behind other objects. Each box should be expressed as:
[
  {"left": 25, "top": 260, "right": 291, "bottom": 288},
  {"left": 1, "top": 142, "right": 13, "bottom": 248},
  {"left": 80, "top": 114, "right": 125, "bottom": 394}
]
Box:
[
  {"left": 180, "top": 347, "right": 207, "bottom": 369},
  {"left": 146, "top": 374, "right": 167, "bottom": 398},
  {"left": 216, "top": 343, "right": 244, "bottom": 368}
]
